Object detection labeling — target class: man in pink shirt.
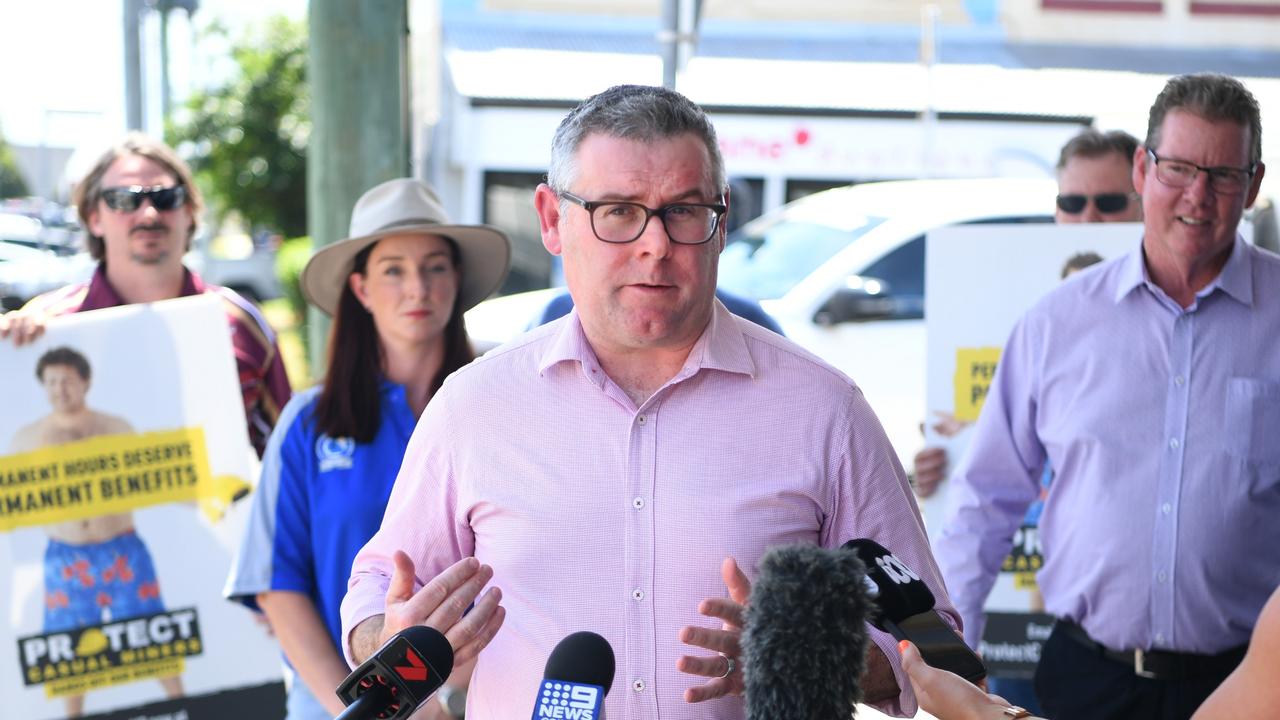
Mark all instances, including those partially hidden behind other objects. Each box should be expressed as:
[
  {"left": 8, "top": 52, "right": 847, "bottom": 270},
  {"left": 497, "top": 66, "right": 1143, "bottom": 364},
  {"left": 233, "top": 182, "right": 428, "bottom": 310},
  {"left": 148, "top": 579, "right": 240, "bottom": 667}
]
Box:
[{"left": 341, "top": 84, "right": 956, "bottom": 718}]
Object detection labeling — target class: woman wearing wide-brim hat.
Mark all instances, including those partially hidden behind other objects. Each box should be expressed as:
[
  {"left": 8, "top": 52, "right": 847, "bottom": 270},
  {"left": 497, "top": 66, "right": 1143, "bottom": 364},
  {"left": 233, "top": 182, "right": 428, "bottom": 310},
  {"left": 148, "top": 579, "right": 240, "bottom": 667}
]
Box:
[{"left": 227, "top": 178, "right": 510, "bottom": 719}]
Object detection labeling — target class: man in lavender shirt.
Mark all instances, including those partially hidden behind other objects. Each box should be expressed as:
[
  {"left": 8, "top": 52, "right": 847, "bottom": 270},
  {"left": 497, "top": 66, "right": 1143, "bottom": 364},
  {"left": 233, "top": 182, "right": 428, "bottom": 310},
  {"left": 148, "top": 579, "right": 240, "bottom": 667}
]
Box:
[
  {"left": 937, "top": 73, "right": 1279, "bottom": 720},
  {"left": 341, "top": 85, "right": 955, "bottom": 718}
]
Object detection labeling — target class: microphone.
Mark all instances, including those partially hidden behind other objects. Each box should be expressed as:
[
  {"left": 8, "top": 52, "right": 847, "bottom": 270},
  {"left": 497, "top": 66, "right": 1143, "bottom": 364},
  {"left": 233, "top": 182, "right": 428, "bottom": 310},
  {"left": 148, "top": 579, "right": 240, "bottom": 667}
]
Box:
[
  {"left": 841, "top": 538, "right": 934, "bottom": 627},
  {"left": 843, "top": 538, "right": 987, "bottom": 683},
  {"left": 531, "top": 631, "right": 614, "bottom": 720},
  {"left": 742, "top": 543, "right": 871, "bottom": 720},
  {"left": 335, "top": 625, "right": 454, "bottom": 720}
]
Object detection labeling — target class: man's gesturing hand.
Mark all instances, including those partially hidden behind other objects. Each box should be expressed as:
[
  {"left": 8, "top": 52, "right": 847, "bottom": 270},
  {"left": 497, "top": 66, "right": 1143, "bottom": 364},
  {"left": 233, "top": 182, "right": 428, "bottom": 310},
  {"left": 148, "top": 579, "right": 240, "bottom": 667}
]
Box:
[
  {"left": 677, "top": 557, "right": 751, "bottom": 703},
  {"left": 355, "top": 552, "right": 505, "bottom": 666}
]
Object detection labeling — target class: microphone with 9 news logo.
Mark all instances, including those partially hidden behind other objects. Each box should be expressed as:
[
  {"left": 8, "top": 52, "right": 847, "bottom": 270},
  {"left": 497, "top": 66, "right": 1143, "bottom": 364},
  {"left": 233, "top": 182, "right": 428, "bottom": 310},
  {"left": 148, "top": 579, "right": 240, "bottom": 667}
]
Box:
[
  {"left": 334, "top": 625, "right": 454, "bottom": 720},
  {"left": 531, "top": 631, "right": 615, "bottom": 719}
]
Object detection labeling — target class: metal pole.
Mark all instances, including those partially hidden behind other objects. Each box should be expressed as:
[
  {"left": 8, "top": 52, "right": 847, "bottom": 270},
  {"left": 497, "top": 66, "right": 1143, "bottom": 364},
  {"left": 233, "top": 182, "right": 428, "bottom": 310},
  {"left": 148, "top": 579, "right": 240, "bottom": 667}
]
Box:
[
  {"left": 920, "top": 4, "right": 939, "bottom": 179},
  {"left": 159, "top": 5, "right": 172, "bottom": 124},
  {"left": 677, "top": 0, "right": 696, "bottom": 75},
  {"left": 659, "top": 0, "right": 677, "bottom": 89},
  {"left": 124, "top": 0, "right": 145, "bottom": 130}
]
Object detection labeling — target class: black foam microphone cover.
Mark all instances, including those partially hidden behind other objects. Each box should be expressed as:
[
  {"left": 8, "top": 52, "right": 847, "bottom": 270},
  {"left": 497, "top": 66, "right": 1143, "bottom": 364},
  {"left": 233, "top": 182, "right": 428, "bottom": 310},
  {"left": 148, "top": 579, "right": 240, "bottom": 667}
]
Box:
[
  {"left": 743, "top": 543, "right": 872, "bottom": 720},
  {"left": 544, "top": 630, "right": 616, "bottom": 692}
]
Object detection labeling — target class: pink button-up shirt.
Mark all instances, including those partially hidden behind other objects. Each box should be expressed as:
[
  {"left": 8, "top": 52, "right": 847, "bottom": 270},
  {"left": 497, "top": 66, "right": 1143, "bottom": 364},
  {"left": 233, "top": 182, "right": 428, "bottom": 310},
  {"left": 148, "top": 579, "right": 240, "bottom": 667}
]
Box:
[{"left": 342, "top": 302, "right": 955, "bottom": 718}]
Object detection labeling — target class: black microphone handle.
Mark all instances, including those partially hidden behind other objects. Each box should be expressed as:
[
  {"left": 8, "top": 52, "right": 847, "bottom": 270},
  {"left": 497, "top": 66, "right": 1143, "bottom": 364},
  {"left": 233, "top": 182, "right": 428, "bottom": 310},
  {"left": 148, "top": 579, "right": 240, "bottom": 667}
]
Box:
[{"left": 334, "top": 682, "right": 394, "bottom": 720}]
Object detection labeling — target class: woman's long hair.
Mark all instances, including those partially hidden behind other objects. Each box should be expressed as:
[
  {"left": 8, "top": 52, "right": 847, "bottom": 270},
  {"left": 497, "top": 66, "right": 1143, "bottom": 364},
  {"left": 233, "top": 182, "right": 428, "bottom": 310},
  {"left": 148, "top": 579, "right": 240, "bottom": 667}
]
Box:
[{"left": 313, "top": 237, "right": 475, "bottom": 443}]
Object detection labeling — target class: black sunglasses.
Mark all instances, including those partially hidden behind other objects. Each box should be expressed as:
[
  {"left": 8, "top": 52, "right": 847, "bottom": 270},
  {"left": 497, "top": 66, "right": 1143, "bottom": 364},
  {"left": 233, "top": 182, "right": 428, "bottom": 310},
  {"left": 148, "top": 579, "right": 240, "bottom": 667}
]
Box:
[
  {"left": 1055, "top": 193, "right": 1133, "bottom": 215},
  {"left": 100, "top": 185, "right": 187, "bottom": 212}
]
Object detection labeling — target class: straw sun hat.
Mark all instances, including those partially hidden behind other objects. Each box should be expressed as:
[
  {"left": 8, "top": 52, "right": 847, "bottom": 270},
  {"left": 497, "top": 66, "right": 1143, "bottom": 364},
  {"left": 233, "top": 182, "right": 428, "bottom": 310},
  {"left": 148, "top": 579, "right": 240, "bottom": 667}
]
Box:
[{"left": 300, "top": 178, "right": 511, "bottom": 316}]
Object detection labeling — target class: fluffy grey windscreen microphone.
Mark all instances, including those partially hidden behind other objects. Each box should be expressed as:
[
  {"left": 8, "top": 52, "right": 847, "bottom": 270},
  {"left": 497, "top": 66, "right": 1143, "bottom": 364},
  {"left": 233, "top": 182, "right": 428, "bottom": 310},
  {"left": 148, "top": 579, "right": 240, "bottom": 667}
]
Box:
[{"left": 742, "top": 543, "right": 872, "bottom": 720}]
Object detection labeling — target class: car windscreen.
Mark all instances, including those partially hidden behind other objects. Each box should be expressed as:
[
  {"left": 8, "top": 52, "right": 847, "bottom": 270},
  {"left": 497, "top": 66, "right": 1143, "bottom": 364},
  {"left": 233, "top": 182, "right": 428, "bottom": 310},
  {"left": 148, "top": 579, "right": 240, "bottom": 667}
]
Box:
[{"left": 718, "top": 216, "right": 886, "bottom": 301}]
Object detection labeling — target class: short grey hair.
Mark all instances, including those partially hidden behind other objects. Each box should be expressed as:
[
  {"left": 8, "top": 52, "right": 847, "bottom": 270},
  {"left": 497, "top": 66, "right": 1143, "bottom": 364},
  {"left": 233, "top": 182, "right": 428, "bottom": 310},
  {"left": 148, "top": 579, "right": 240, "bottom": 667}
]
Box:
[
  {"left": 547, "top": 85, "right": 726, "bottom": 196},
  {"left": 1145, "top": 73, "right": 1262, "bottom": 167}
]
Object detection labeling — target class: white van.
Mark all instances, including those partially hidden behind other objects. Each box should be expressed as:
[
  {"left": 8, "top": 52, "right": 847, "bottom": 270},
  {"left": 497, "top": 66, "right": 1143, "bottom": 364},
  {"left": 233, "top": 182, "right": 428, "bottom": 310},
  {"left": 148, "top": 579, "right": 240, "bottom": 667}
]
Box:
[
  {"left": 466, "top": 178, "right": 1060, "bottom": 466},
  {"left": 716, "top": 178, "right": 1058, "bottom": 466}
]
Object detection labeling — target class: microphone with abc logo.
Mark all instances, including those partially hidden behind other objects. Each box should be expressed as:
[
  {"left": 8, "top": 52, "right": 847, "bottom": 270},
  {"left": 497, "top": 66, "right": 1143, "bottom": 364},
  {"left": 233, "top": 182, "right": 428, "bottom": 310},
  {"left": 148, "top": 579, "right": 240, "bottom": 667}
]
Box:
[
  {"left": 531, "top": 631, "right": 615, "bottom": 719},
  {"left": 843, "top": 538, "right": 987, "bottom": 683}
]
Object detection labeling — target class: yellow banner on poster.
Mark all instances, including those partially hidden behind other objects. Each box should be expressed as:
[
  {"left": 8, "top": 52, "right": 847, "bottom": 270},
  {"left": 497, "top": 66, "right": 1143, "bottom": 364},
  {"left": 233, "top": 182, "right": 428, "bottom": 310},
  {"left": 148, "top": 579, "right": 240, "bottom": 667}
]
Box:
[
  {"left": 0, "top": 428, "right": 249, "bottom": 531},
  {"left": 953, "top": 347, "right": 1002, "bottom": 422},
  {"left": 43, "top": 658, "right": 187, "bottom": 699}
]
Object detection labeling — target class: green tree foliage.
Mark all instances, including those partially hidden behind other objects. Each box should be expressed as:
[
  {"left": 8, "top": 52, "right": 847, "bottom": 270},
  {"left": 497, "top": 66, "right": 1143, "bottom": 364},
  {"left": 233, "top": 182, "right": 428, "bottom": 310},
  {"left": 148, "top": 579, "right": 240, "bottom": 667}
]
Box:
[
  {"left": 168, "top": 16, "right": 308, "bottom": 237},
  {"left": 0, "top": 126, "right": 30, "bottom": 199}
]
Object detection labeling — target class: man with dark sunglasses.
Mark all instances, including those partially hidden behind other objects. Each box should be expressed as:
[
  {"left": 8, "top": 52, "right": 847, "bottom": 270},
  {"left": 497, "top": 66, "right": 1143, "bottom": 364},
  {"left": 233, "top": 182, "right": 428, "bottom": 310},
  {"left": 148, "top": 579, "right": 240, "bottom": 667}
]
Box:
[
  {"left": 1054, "top": 129, "right": 1144, "bottom": 224},
  {"left": 913, "top": 128, "right": 1142, "bottom": 500},
  {"left": 938, "top": 73, "right": 1279, "bottom": 720},
  {"left": 1, "top": 133, "right": 290, "bottom": 456}
]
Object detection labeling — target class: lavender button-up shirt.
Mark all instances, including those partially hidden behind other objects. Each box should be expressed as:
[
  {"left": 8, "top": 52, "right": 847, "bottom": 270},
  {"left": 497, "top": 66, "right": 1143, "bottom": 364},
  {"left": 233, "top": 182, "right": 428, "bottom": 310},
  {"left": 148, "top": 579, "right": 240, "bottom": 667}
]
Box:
[
  {"left": 342, "top": 301, "right": 955, "bottom": 718},
  {"left": 938, "top": 237, "right": 1280, "bottom": 654}
]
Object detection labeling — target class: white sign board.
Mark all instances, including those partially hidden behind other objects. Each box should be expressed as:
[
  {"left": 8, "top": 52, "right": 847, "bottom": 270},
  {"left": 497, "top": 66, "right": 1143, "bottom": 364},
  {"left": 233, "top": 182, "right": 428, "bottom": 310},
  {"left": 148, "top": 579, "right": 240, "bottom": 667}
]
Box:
[
  {"left": 921, "top": 222, "right": 1141, "bottom": 610},
  {"left": 0, "top": 295, "right": 283, "bottom": 719}
]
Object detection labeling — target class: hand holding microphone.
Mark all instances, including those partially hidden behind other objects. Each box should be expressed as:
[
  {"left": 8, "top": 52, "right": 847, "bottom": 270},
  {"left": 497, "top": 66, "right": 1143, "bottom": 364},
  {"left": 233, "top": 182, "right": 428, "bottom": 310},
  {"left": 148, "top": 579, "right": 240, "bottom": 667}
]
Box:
[
  {"left": 899, "top": 641, "right": 1040, "bottom": 720},
  {"left": 844, "top": 538, "right": 987, "bottom": 684}
]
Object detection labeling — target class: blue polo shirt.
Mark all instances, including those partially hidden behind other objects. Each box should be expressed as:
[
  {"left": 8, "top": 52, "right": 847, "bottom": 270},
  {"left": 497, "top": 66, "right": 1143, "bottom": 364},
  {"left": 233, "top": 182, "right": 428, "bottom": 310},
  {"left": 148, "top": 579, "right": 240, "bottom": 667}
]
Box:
[{"left": 225, "top": 379, "right": 417, "bottom": 652}]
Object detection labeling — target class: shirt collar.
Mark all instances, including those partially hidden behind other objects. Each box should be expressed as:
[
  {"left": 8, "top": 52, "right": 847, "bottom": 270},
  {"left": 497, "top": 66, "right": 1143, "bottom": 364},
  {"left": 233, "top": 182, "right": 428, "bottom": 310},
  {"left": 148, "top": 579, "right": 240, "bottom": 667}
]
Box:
[
  {"left": 80, "top": 264, "right": 204, "bottom": 310},
  {"left": 1114, "top": 234, "right": 1253, "bottom": 307},
  {"left": 1113, "top": 239, "right": 1148, "bottom": 303},
  {"left": 1211, "top": 235, "right": 1254, "bottom": 306},
  {"left": 537, "top": 298, "right": 757, "bottom": 381}
]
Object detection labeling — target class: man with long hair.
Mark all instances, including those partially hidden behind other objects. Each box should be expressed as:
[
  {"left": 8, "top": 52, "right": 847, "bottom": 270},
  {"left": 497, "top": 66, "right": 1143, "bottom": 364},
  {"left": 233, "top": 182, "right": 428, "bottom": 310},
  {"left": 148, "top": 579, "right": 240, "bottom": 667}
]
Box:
[{"left": 1, "top": 133, "right": 290, "bottom": 456}]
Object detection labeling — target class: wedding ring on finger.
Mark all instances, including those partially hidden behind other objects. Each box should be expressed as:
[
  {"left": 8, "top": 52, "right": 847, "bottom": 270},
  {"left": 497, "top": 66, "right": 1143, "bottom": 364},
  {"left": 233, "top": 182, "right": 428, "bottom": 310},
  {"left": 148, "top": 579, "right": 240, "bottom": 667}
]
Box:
[{"left": 716, "top": 653, "right": 736, "bottom": 679}]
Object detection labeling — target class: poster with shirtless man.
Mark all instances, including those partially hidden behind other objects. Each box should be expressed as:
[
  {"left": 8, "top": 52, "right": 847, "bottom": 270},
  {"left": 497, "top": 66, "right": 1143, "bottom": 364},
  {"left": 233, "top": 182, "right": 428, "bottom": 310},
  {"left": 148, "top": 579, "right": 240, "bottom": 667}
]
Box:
[{"left": 0, "top": 295, "right": 284, "bottom": 720}]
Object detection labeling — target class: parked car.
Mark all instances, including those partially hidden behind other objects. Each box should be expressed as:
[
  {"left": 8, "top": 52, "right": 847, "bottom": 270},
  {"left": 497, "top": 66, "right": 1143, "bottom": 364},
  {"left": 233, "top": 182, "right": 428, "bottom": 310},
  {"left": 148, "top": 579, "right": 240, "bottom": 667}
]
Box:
[
  {"left": 0, "top": 241, "right": 96, "bottom": 311},
  {"left": 0, "top": 212, "right": 80, "bottom": 256},
  {"left": 183, "top": 232, "right": 282, "bottom": 303},
  {"left": 715, "top": 178, "right": 1060, "bottom": 465}
]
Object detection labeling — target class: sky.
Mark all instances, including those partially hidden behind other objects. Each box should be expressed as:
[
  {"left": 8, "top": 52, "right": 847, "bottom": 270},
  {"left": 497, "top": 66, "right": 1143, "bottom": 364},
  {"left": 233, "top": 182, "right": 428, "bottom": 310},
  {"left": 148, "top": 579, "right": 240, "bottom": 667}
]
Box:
[{"left": 0, "top": 0, "right": 306, "bottom": 150}]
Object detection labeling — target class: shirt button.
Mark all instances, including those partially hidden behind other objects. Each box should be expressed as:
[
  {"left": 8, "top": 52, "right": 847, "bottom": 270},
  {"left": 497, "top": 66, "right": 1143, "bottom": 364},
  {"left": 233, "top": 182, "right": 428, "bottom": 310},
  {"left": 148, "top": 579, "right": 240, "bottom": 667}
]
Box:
[
  {"left": 632, "top": 679, "right": 645, "bottom": 693},
  {"left": 1162, "top": 503, "right": 1172, "bottom": 515},
  {"left": 1158, "top": 570, "right": 1167, "bottom": 583},
  {"left": 637, "top": 415, "right": 647, "bottom": 425},
  {"left": 1156, "top": 632, "right": 1166, "bottom": 645},
  {"left": 1169, "top": 438, "right": 1180, "bottom": 450},
  {"left": 1174, "top": 375, "right": 1185, "bottom": 386},
  {"left": 632, "top": 589, "right": 644, "bottom": 601},
  {"left": 632, "top": 497, "right": 645, "bottom": 509}
]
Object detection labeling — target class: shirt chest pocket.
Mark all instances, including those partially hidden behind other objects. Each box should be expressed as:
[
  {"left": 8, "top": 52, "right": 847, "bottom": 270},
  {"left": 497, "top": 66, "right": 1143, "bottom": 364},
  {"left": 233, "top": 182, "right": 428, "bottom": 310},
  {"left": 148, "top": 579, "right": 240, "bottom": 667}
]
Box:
[{"left": 1225, "top": 377, "right": 1280, "bottom": 466}]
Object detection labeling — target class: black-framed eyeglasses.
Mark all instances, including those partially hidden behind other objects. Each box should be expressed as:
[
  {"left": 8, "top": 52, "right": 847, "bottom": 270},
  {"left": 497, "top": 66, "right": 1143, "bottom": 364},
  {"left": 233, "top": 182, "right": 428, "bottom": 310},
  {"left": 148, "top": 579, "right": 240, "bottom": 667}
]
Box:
[
  {"left": 1146, "top": 149, "right": 1255, "bottom": 195},
  {"left": 1055, "top": 193, "right": 1136, "bottom": 215},
  {"left": 100, "top": 185, "right": 187, "bottom": 212},
  {"left": 560, "top": 191, "right": 727, "bottom": 245}
]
